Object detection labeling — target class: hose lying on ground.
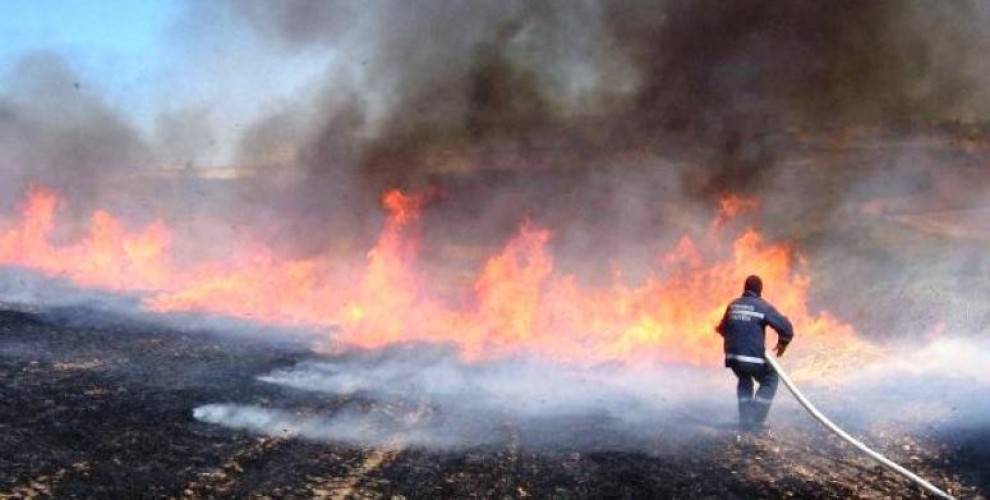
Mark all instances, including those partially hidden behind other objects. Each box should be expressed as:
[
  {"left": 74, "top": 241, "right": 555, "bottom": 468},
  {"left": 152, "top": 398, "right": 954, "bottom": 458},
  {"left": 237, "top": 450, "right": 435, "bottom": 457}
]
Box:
[{"left": 764, "top": 353, "right": 955, "bottom": 499}]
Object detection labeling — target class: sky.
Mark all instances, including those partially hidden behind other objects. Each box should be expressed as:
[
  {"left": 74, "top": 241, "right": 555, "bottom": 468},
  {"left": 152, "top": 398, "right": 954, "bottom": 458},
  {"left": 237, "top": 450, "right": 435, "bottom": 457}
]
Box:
[{"left": 0, "top": 0, "right": 334, "bottom": 165}]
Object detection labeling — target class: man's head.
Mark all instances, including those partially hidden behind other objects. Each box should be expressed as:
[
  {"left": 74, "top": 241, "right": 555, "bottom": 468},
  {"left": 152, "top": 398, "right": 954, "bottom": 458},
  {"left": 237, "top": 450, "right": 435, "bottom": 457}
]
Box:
[{"left": 744, "top": 275, "right": 763, "bottom": 296}]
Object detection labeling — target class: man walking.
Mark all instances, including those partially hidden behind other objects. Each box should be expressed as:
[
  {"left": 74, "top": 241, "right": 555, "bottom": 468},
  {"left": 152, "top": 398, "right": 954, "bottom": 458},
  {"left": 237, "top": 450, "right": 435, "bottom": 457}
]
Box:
[{"left": 716, "top": 275, "right": 794, "bottom": 432}]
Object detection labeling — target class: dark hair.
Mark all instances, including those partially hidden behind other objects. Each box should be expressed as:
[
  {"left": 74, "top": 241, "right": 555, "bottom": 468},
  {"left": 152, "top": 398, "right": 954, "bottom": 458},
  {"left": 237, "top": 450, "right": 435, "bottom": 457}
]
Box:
[{"left": 744, "top": 275, "right": 763, "bottom": 296}]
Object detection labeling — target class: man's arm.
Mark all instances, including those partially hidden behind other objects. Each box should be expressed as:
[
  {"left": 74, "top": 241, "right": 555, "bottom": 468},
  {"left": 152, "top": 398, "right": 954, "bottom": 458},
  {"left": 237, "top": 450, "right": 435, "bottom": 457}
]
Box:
[
  {"left": 764, "top": 304, "right": 794, "bottom": 356},
  {"left": 715, "top": 306, "right": 730, "bottom": 336}
]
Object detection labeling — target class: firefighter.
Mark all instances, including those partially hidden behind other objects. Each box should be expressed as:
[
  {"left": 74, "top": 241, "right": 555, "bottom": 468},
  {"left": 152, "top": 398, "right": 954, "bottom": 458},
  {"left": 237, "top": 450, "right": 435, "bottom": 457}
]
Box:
[{"left": 715, "top": 275, "right": 794, "bottom": 432}]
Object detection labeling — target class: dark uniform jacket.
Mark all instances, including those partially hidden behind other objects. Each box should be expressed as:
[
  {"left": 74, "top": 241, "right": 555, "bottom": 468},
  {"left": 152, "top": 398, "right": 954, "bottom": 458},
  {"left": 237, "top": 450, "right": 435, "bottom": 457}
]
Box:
[{"left": 716, "top": 290, "right": 794, "bottom": 366}]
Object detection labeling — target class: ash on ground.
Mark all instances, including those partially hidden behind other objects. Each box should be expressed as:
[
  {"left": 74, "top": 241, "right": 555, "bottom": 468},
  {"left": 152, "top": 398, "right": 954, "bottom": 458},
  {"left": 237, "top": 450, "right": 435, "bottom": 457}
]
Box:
[{"left": 0, "top": 308, "right": 985, "bottom": 499}]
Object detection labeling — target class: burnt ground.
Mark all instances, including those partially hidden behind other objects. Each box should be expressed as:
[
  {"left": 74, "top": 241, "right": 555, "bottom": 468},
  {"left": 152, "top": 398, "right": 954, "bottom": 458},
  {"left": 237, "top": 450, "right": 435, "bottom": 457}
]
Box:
[{"left": 0, "top": 308, "right": 986, "bottom": 499}]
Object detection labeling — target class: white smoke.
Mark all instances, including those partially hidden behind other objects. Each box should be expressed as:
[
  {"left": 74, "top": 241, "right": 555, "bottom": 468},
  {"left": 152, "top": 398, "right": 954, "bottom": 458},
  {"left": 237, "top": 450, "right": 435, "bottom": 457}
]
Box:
[
  {"left": 194, "top": 336, "right": 990, "bottom": 450},
  {"left": 194, "top": 346, "right": 727, "bottom": 450}
]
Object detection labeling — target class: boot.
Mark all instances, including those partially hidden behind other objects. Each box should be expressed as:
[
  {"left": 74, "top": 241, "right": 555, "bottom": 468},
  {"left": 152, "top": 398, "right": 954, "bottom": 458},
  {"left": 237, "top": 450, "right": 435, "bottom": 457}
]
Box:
[{"left": 751, "top": 398, "right": 772, "bottom": 430}]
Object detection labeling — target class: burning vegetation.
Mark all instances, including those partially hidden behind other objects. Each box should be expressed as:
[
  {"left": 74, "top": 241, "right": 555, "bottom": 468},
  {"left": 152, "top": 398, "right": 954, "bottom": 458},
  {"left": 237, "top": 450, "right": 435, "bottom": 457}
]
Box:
[
  {"left": 0, "top": 185, "right": 857, "bottom": 366},
  {"left": 2, "top": 0, "right": 990, "bottom": 498}
]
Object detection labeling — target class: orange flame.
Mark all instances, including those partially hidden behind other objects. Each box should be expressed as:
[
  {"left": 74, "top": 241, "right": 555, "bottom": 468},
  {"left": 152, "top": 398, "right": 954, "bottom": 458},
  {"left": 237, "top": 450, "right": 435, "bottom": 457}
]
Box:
[
  {"left": 712, "top": 193, "right": 760, "bottom": 232},
  {"left": 0, "top": 186, "right": 172, "bottom": 290},
  {"left": 0, "top": 187, "right": 857, "bottom": 366}
]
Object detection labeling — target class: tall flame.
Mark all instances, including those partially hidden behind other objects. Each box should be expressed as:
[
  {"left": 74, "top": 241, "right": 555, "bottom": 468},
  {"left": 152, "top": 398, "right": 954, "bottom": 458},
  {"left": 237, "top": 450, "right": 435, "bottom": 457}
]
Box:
[{"left": 0, "top": 186, "right": 857, "bottom": 365}]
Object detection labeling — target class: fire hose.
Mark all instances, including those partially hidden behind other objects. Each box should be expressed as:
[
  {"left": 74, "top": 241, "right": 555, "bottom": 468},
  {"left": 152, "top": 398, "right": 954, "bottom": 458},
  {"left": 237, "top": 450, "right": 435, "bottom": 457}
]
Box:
[{"left": 764, "top": 354, "right": 955, "bottom": 499}]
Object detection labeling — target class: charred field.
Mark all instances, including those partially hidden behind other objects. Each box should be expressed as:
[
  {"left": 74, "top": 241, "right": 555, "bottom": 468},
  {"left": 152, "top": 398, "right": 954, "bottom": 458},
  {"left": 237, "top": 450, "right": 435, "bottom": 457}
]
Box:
[{"left": 1, "top": 306, "right": 985, "bottom": 499}]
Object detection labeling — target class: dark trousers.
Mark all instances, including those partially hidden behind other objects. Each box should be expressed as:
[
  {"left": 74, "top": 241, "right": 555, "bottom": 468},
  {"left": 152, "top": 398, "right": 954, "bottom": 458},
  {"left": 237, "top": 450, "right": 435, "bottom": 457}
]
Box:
[{"left": 731, "top": 361, "right": 779, "bottom": 430}]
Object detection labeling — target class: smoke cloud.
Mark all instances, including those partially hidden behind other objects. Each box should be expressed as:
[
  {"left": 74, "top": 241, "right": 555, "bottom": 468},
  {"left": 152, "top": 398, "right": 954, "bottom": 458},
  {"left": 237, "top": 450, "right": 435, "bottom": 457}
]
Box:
[
  {"left": 0, "top": 54, "right": 153, "bottom": 216},
  {"left": 227, "top": 0, "right": 990, "bottom": 189},
  {"left": 215, "top": 1, "right": 990, "bottom": 320}
]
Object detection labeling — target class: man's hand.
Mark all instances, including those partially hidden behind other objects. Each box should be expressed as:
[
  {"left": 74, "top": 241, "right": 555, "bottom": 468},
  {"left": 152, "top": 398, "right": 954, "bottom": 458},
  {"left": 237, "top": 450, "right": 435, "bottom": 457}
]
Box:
[{"left": 774, "top": 342, "right": 789, "bottom": 357}]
